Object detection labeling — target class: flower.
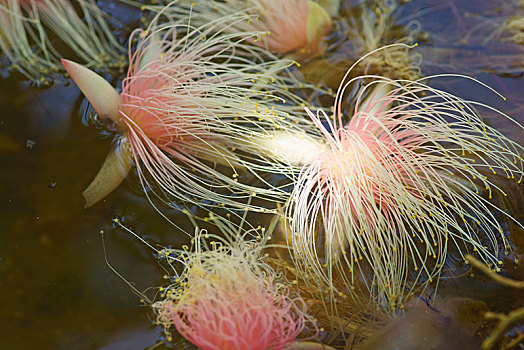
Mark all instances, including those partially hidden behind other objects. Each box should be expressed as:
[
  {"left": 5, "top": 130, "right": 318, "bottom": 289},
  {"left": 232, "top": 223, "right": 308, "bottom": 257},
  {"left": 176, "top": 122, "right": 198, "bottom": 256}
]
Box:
[
  {"left": 287, "top": 70, "right": 524, "bottom": 311},
  {"left": 62, "top": 9, "right": 314, "bottom": 211},
  {"left": 154, "top": 228, "right": 310, "bottom": 350},
  {"left": 153, "top": 0, "right": 333, "bottom": 56}
]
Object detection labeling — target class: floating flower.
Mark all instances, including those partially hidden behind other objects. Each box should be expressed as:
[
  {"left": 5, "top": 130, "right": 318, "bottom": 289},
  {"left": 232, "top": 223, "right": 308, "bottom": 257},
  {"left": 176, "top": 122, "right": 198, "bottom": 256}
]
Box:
[
  {"left": 62, "top": 9, "right": 316, "bottom": 211},
  {"left": 154, "top": 226, "right": 312, "bottom": 350},
  {"left": 155, "top": 0, "right": 333, "bottom": 56},
  {"left": 0, "top": 0, "right": 125, "bottom": 84},
  {"left": 286, "top": 66, "right": 524, "bottom": 311}
]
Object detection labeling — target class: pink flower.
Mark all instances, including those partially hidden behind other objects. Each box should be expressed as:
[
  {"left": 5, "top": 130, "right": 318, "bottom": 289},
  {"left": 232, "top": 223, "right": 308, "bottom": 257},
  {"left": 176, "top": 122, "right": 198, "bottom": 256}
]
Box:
[
  {"left": 288, "top": 69, "right": 524, "bottom": 310},
  {"left": 62, "top": 11, "right": 311, "bottom": 210},
  {"left": 156, "top": 231, "right": 310, "bottom": 350},
  {"left": 245, "top": 0, "right": 333, "bottom": 55},
  {"left": 168, "top": 277, "right": 304, "bottom": 350},
  {"left": 160, "top": 0, "right": 333, "bottom": 55}
]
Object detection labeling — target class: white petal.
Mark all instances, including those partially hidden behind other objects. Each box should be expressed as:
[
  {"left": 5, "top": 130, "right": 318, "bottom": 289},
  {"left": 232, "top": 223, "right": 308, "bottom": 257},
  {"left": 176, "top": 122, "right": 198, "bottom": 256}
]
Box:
[{"left": 256, "top": 131, "right": 328, "bottom": 167}]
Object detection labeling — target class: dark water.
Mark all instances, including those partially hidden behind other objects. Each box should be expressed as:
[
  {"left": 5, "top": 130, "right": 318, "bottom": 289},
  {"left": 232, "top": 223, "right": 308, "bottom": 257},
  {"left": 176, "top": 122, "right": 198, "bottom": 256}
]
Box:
[
  {"left": 0, "top": 0, "right": 523, "bottom": 349},
  {"left": 0, "top": 75, "right": 179, "bottom": 349}
]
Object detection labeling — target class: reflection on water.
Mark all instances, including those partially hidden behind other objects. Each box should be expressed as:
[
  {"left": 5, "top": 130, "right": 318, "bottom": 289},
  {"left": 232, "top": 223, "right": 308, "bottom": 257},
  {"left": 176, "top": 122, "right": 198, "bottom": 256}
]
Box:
[{"left": 0, "top": 0, "right": 523, "bottom": 349}]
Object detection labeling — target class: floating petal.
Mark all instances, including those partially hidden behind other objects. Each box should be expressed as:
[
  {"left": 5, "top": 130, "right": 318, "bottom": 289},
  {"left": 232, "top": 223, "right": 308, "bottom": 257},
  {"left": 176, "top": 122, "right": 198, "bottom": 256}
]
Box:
[
  {"left": 82, "top": 138, "right": 133, "bottom": 208},
  {"left": 61, "top": 59, "right": 122, "bottom": 126},
  {"left": 256, "top": 131, "right": 328, "bottom": 167}
]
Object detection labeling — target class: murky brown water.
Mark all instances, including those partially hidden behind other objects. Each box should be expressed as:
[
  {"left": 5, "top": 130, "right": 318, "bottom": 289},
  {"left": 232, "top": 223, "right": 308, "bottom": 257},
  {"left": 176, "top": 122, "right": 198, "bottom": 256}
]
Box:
[{"left": 1, "top": 0, "right": 523, "bottom": 349}]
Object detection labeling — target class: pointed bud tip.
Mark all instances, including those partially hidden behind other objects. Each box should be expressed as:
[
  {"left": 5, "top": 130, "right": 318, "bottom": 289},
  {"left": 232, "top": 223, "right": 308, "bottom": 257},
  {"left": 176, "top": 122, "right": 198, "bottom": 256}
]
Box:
[
  {"left": 60, "top": 58, "right": 80, "bottom": 75},
  {"left": 61, "top": 59, "right": 122, "bottom": 125}
]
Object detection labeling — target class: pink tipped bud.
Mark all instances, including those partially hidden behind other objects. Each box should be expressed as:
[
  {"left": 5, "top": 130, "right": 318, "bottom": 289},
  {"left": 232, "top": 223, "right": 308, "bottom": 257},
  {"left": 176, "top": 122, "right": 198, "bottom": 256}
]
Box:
[{"left": 61, "top": 59, "right": 121, "bottom": 125}]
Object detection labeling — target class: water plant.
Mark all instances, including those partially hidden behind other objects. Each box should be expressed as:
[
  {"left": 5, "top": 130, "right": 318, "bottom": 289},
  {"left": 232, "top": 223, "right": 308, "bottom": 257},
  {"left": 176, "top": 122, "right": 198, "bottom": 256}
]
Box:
[
  {"left": 0, "top": 0, "right": 125, "bottom": 84},
  {"left": 148, "top": 0, "right": 334, "bottom": 57},
  {"left": 62, "top": 7, "right": 318, "bottom": 212},
  {"left": 285, "top": 54, "right": 524, "bottom": 312},
  {"left": 501, "top": 9, "right": 524, "bottom": 45},
  {"left": 416, "top": 1, "right": 524, "bottom": 77}
]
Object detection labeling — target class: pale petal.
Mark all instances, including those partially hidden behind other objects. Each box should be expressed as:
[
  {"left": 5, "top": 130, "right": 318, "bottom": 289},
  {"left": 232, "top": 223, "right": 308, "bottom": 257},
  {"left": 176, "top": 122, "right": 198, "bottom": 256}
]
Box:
[
  {"left": 61, "top": 59, "right": 121, "bottom": 125},
  {"left": 356, "top": 83, "right": 393, "bottom": 118},
  {"left": 83, "top": 137, "right": 133, "bottom": 208},
  {"left": 255, "top": 131, "right": 328, "bottom": 167},
  {"left": 306, "top": 1, "right": 332, "bottom": 49},
  {"left": 138, "top": 34, "right": 162, "bottom": 70}
]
